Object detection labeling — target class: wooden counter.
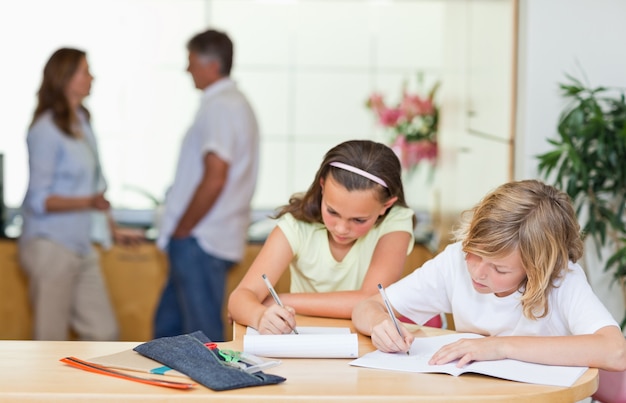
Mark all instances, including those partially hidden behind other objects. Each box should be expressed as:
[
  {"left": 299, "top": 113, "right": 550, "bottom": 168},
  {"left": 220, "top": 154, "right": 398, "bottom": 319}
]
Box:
[
  {"left": 0, "top": 240, "right": 436, "bottom": 341},
  {"left": 0, "top": 316, "right": 598, "bottom": 402}
]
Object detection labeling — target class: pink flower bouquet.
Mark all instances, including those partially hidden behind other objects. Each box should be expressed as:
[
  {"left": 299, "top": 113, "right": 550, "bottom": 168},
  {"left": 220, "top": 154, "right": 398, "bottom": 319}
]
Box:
[{"left": 367, "top": 80, "right": 440, "bottom": 170}]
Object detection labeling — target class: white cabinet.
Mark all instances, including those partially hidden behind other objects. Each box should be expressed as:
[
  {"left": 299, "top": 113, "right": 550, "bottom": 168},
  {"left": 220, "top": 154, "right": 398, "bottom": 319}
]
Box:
[
  {"left": 436, "top": 0, "right": 517, "bottom": 242},
  {"left": 466, "top": 0, "right": 517, "bottom": 141}
]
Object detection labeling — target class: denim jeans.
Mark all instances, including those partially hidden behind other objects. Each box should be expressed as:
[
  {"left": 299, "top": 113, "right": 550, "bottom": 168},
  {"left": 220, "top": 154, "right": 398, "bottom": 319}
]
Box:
[{"left": 154, "top": 236, "right": 234, "bottom": 341}]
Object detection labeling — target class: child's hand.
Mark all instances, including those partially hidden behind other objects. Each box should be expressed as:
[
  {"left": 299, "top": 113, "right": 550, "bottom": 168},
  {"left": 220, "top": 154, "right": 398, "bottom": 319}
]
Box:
[
  {"left": 370, "top": 319, "right": 414, "bottom": 354},
  {"left": 429, "top": 336, "right": 505, "bottom": 367},
  {"left": 257, "top": 304, "right": 297, "bottom": 335}
]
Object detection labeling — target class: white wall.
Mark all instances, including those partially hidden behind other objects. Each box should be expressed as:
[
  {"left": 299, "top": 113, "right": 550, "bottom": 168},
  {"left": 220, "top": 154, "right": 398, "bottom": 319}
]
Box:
[
  {"left": 516, "top": 0, "right": 626, "bottom": 179},
  {"left": 0, "top": 0, "right": 444, "bottom": 214},
  {"left": 516, "top": 0, "right": 626, "bottom": 323}
]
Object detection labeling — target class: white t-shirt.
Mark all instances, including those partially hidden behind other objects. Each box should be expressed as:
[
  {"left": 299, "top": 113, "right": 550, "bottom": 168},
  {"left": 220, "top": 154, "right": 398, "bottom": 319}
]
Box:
[
  {"left": 388, "top": 242, "right": 619, "bottom": 336},
  {"left": 277, "top": 205, "right": 415, "bottom": 293},
  {"left": 157, "top": 78, "right": 259, "bottom": 261}
]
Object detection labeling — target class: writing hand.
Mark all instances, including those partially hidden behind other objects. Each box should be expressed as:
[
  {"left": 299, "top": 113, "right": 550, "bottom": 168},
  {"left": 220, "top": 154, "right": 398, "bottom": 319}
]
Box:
[
  {"left": 370, "top": 318, "right": 414, "bottom": 354},
  {"left": 257, "top": 304, "right": 297, "bottom": 335},
  {"left": 429, "top": 336, "right": 505, "bottom": 367}
]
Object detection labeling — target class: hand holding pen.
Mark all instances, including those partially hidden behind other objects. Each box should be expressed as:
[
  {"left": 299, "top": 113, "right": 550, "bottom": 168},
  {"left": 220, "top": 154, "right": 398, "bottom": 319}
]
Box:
[
  {"left": 378, "top": 283, "right": 410, "bottom": 355},
  {"left": 262, "top": 274, "right": 299, "bottom": 334}
]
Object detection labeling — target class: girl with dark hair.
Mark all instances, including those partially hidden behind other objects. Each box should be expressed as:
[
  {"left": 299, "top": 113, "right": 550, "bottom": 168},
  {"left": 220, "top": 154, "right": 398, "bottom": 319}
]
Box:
[{"left": 229, "top": 140, "right": 416, "bottom": 334}]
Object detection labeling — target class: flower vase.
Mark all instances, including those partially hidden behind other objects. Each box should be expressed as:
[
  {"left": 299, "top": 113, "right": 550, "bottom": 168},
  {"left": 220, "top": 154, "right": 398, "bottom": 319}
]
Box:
[{"left": 391, "top": 135, "right": 437, "bottom": 171}]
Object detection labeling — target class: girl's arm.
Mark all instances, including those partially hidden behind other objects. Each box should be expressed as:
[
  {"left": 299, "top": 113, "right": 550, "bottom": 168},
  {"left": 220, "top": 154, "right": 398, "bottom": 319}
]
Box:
[
  {"left": 279, "top": 230, "right": 412, "bottom": 318},
  {"left": 227, "top": 226, "right": 297, "bottom": 334},
  {"left": 429, "top": 325, "right": 626, "bottom": 371}
]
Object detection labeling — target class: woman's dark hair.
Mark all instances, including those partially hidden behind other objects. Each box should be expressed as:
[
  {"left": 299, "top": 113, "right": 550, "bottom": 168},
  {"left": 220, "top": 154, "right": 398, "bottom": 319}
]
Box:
[{"left": 31, "top": 48, "right": 90, "bottom": 137}]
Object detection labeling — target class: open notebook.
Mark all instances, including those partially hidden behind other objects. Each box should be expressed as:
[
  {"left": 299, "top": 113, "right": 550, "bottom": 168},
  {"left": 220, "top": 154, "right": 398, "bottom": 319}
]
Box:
[
  {"left": 243, "top": 326, "right": 359, "bottom": 358},
  {"left": 350, "top": 332, "right": 588, "bottom": 387}
]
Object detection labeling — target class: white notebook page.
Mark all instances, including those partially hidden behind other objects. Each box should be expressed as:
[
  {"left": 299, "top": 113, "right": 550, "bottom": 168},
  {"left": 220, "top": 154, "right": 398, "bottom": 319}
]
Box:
[{"left": 243, "top": 326, "right": 358, "bottom": 358}]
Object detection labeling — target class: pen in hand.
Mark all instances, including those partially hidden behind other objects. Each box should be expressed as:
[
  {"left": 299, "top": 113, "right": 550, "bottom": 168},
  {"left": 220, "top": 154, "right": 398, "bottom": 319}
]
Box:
[
  {"left": 377, "top": 283, "right": 409, "bottom": 355},
  {"left": 262, "top": 274, "right": 299, "bottom": 334}
]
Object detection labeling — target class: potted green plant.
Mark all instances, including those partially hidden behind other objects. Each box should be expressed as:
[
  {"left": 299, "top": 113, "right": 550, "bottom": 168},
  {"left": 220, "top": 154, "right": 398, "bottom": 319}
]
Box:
[{"left": 537, "top": 76, "right": 626, "bottom": 327}]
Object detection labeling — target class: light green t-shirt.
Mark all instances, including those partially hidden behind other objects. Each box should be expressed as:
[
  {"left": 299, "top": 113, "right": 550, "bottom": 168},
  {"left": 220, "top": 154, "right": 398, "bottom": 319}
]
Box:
[{"left": 277, "top": 205, "right": 415, "bottom": 293}]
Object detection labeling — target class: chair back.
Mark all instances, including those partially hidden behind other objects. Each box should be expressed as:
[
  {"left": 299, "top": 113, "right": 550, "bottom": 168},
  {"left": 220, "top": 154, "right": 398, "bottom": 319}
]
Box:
[{"left": 592, "top": 369, "right": 626, "bottom": 403}]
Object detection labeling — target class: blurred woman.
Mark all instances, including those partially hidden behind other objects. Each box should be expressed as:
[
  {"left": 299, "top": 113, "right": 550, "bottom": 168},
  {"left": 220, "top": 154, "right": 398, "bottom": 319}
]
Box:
[{"left": 18, "top": 48, "right": 139, "bottom": 341}]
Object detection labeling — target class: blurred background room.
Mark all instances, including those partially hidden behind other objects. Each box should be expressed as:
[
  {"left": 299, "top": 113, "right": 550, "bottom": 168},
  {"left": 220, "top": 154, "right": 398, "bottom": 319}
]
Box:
[{"left": 1, "top": 0, "right": 626, "bottom": 343}]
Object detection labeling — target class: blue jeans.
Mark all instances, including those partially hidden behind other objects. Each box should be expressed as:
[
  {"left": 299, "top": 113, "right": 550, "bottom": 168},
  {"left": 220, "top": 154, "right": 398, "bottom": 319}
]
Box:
[{"left": 154, "top": 236, "right": 234, "bottom": 341}]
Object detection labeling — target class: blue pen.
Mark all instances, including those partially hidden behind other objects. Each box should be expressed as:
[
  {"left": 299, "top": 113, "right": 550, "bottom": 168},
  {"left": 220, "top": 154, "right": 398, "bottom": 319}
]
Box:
[
  {"left": 262, "top": 274, "right": 299, "bottom": 334},
  {"left": 378, "top": 283, "right": 409, "bottom": 355}
]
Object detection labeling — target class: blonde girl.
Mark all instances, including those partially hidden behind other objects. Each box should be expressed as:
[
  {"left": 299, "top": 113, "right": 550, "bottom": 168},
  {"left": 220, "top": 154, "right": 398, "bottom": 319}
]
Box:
[{"left": 352, "top": 180, "right": 626, "bottom": 371}]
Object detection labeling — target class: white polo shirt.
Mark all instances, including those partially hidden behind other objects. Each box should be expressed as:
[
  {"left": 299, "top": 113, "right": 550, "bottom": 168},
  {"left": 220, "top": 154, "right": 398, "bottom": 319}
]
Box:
[{"left": 157, "top": 78, "right": 259, "bottom": 262}]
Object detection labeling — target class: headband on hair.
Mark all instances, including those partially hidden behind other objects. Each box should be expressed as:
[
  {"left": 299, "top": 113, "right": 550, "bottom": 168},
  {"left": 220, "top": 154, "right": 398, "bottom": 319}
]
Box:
[{"left": 329, "top": 162, "right": 388, "bottom": 188}]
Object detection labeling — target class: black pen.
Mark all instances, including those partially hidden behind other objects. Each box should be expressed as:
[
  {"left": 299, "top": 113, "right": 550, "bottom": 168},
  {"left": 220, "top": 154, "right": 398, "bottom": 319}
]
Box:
[
  {"left": 378, "top": 283, "right": 409, "bottom": 355},
  {"left": 262, "top": 274, "right": 299, "bottom": 334}
]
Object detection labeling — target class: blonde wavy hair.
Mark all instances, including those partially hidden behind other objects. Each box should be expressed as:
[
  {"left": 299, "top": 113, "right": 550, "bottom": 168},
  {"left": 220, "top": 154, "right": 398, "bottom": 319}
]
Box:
[{"left": 453, "top": 180, "right": 583, "bottom": 320}]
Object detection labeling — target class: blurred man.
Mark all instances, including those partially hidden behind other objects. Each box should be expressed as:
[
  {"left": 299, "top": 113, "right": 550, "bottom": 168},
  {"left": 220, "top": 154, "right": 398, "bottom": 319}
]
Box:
[{"left": 155, "top": 29, "right": 259, "bottom": 341}]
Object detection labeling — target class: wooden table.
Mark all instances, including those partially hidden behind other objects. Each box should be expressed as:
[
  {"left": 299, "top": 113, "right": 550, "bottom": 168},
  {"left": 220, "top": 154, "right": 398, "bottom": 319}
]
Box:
[{"left": 0, "top": 316, "right": 598, "bottom": 402}]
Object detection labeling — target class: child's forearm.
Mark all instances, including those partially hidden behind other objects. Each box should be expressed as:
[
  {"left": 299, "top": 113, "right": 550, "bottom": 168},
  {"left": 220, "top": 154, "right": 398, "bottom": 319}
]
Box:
[
  {"left": 228, "top": 288, "right": 267, "bottom": 330},
  {"left": 501, "top": 327, "right": 626, "bottom": 370},
  {"left": 352, "top": 297, "right": 390, "bottom": 336}
]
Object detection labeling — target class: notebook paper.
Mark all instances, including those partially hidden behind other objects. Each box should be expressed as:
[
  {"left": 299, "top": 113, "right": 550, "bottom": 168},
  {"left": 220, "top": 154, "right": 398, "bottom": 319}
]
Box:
[
  {"left": 350, "top": 333, "right": 587, "bottom": 387},
  {"left": 243, "top": 326, "right": 358, "bottom": 358}
]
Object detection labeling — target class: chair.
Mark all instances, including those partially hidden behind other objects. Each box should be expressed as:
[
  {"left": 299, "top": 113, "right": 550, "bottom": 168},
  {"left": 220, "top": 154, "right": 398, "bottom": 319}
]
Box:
[
  {"left": 423, "top": 314, "right": 445, "bottom": 329},
  {"left": 591, "top": 369, "right": 626, "bottom": 403},
  {"left": 399, "top": 313, "right": 446, "bottom": 329}
]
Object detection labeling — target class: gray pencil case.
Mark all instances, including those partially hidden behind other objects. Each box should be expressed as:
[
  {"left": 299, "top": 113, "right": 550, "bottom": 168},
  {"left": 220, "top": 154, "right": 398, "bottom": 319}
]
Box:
[{"left": 133, "top": 331, "right": 286, "bottom": 391}]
